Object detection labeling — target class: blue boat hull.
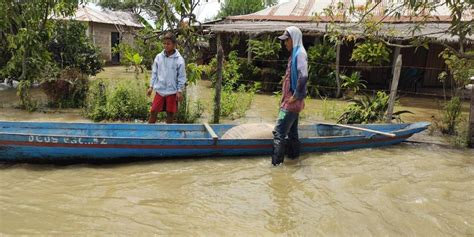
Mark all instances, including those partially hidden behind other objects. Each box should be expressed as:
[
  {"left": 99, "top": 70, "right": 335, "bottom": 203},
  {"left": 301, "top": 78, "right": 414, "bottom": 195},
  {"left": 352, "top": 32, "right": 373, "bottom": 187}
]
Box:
[{"left": 0, "top": 121, "right": 429, "bottom": 162}]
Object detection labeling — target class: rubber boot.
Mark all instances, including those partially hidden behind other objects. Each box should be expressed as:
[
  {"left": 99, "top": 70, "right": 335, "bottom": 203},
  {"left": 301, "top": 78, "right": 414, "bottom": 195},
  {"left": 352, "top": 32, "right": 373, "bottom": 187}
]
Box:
[
  {"left": 271, "top": 139, "right": 286, "bottom": 166},
  {"left": 286, "top": 139, "right": 301, "bottom": 160}
]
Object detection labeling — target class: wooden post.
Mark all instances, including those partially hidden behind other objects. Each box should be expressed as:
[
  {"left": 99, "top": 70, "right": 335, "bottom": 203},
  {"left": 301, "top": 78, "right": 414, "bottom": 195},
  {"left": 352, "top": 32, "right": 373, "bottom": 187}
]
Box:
[
  {"left": 213, "top": 33, "right": 224, "bottom": 124},
  {"left": 247, "top": 34, "right": 253, "bottom": 64},
  {"left": 386, "top": 54, "right": 402, "bottom": 123},
  {"left": 469, "top": 84, "right": 474, "bottom": 148},
  {"left": 335, "top": 42, "right": 341, "bottom": 98},
  {"left": 391, "top": 42, "right": 401, "bottom": 76}
]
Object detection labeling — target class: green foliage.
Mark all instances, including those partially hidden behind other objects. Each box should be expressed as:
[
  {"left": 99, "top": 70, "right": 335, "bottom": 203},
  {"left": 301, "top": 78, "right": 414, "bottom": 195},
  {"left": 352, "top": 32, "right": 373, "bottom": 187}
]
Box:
[
  {"left": 438, "top": 50, "right": 473, "bottom": 96},
  {"left": 338, "top": 91, "right": 412, "bottom": 124},
  {"left": 176, "top": 96, "right": 204, "bottom": 123},
  {"left": 41, "top": 67, "right": 89, "bottom": 108},
  {"left": 248, "top": 36, "right": 281, "bottom": 60},
  {"left": 218, "top": 0, "right": 277, "bottom": 18},
  {"left": 175, "top": 63, "right": 206, "bottom": 123},
  {"left": 452, "top": 117, "right": 469, "bottom": 148},
  {"left": 341, "top": 71, "right": 366, "bottom": 93},
  {"left": 204, "top": 51, "right": 242, "bottom": 89},
  {"left": 318, "top": 98, "right": 346, "bottom": 121},
  {"left": 220, "top": 83, "right": 260, "bottom": 119},
  {"left": 48, "top": 20, "right": 103, "bottom": 76},
  {"left": 437, "top": 96, "right": 462, "bottom": 135},
  {"left": 186, "top": 63, "right": 204, "bottom": 85},
  {"left": 307, "top": 42, "right": 337, "bottom": 96},
  {"left": 1, "top": 0, "right": 79, "bottom": 110},
  {"left": 85, "top": 79, "right": 149, "bottom": 122},
  {"left": 16, "top": 80, "right": 37, "bottom": 112},
  {"left": 351, "top": 41, "right": 391, "bottom": 66},
  {"left": 113, "top": 27, "right": 163, "bottom": 71}
]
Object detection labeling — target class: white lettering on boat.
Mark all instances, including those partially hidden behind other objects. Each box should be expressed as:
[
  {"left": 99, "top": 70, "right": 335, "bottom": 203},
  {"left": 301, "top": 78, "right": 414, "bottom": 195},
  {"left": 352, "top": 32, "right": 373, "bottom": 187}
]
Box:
[{"left": 27, "top": 136, "right": 107, "bottom": 145}]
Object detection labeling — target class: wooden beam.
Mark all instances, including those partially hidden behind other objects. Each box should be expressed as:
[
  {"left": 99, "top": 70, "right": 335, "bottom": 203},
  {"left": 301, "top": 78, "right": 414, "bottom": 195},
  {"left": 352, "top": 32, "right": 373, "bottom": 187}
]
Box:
[
  {"left": 204, "top": 122, "right": 219, "bottom": 142},
  {"left": 335, "top": 42, "right": 341, "bottom": 98},
  {"left": 469, "top": 85, "right": 474, "bottom": 148},
  {"left": 318, "top": 122, "right": 396, "bottom": 137},
  {"left": 386, "top": 54, "right": 402, "bottom": 123},
  {"left": 213, "top": 33, "right": 224, "bottom": 124},
  {"left": 391, "top": 41, "right": 401, "bottom": 76}
]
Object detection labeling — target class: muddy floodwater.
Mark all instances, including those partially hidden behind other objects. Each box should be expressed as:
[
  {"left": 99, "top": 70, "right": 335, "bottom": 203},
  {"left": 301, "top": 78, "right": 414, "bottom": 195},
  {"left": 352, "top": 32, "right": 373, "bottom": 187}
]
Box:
[
  {"left": 1, "top": 68, "right": 473, "bottom": 235},
  {"left": 0, "top": 145, "right": 473, "bottom": 235}
]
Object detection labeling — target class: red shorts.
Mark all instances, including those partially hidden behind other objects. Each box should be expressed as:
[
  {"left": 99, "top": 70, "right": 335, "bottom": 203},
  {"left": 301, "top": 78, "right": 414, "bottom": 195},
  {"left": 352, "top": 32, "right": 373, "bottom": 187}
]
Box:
[{"left": 151, "top": 93, "right": 178, "bottom": 113}]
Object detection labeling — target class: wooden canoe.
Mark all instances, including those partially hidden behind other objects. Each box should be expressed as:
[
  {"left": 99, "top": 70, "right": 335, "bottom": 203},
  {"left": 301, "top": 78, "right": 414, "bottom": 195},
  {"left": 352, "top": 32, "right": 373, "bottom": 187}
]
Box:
[{"left": 0, "top": 121, "right": 430, "bottom": 162}]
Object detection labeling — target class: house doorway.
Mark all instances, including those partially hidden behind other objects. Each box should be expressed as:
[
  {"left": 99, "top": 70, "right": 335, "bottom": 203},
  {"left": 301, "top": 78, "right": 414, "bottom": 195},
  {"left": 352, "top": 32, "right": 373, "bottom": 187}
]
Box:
[{"left": 111, "top": 32, "right": 120, "bottom": 64}]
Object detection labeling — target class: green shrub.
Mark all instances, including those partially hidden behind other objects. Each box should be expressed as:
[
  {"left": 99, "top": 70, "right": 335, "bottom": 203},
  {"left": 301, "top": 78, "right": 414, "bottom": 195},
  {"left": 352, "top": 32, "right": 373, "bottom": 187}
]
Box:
[
  {"left": 247, "top": 36, "right": 281, "bottom": 60},
  {"left": 351, "top": 41, "right": 391, "bottom": 66},
  {"left": 85, "top": 79, "right": 149, "bottom": 122},
  {"left": 439, "top": 96, "right": 462, "bottom": 135},
  {"left": 41, "top": 67, "right": 89, "bottom": 108},
  {"left": 341, "top": 71, "right": 366, "bottom": 93},
  {"left": 84, "top": 80, "right": 108, "bottom": 121},
  {"left": 220, "top": 83, "right": 260, "bottom": 119},
  {"left": 204, "top": 50, "right": 241, "bottom": 89},
  {"left": 338, "top": 91, "right": 412, "bottom": 124},
  {"left": 307, "top": 42, "right": 337, "bottom": 96},
  {"left": 319, "top": 98, "right": 346, "bottom": 121},
  {"left": 106, "top": 81, "right": 149, "bottom": 121}
]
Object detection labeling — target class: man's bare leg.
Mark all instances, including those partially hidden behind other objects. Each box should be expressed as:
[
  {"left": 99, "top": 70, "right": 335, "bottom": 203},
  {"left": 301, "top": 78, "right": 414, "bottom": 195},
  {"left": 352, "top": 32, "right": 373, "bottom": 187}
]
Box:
[
  {"left": 148, "top": 112, "right": 158, "bottom": 124},
  {"left": 166, "top": 112, "right": 175, "bottom": 124}
]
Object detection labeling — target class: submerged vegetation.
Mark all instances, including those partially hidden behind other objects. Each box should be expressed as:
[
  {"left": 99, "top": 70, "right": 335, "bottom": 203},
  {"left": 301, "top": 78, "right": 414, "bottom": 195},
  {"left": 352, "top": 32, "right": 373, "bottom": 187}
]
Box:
[{"left": 338, "top": 92, "right": 412, "bottom": 124}]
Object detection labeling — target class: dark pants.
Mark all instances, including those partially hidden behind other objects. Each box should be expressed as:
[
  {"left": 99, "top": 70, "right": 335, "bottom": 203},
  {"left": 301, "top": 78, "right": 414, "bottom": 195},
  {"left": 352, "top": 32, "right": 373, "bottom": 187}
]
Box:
[{"left": 272, "top": 109, "right": 301, "bottom": 166}]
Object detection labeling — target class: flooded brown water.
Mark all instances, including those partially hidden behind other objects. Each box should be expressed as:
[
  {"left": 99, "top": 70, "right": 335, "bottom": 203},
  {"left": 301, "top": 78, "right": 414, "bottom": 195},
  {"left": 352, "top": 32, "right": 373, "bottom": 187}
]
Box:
[
  {"left": 1, "top": 67, "right": 473, "bottom": 235},
  {"left": 0, "top": 145, "right": 473, "bottom": 235}
]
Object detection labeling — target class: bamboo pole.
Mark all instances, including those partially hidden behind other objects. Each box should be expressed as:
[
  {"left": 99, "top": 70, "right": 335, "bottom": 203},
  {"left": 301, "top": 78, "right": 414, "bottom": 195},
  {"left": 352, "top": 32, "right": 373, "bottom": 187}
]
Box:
[
  {"left": 213, "top": 33, "right": 224, "bottom": 124},
  {"left": 386, "top": 54, "right": 402, "bottom": 123},
  {"left": 335, "top": 42, "right": 341, "bottom": 98}
]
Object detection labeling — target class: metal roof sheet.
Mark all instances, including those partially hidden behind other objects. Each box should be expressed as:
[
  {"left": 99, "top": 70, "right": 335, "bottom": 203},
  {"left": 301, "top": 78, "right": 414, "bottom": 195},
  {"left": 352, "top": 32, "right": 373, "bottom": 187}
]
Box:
[
  {"left": 227, "top": 0, "right": 469, "bottom": 23},
  {"left": 204, "top": 20, "right": 473, "bottom": 42},
  {"left": 56, "top": 5, "right": 143, "bottom": 28}
]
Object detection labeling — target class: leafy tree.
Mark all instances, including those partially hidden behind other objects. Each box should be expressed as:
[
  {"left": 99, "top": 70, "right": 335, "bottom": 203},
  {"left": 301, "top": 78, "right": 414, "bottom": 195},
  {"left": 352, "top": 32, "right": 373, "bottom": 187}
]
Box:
[
  {"left": 319, "top": 0, "right": 473, "bottom": 60},
  {"left": 218, "top": 0, "right": 277, "bottom": 18},
  {"left": 0, "top": 0, "right": 79, "bottom": 110},
  {"left": 48, "top": 20, "right": 103, "bottom": 76}
]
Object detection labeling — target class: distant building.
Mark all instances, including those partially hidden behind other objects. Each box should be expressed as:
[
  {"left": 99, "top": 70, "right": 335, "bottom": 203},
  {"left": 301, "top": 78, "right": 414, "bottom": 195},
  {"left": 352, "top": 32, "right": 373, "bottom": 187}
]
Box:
[
  {"left": 205, "top": 0, "right": 473, "bottom": 94},
  {"left": 57, "top": 5, "right": 144, "bottom": 64}
]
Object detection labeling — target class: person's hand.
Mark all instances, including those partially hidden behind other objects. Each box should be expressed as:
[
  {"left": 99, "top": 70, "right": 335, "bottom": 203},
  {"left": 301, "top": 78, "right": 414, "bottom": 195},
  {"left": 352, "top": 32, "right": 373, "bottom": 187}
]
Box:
[
  {"left": 177, "top": 92, "right": 183, "bottom": 102},
  {"left": 288, "top": 96, "right": 297, "bottom": 104},
  {"left": 146, "top": 88, "right": 153, "bottom": 97}
]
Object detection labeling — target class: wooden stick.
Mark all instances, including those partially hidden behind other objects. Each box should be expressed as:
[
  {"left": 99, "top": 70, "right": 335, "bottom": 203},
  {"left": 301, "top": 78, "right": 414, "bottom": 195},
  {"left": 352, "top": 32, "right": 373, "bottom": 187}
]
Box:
[
  {"left": 204, "top": 123, "right": 219, "bottom": 142},
  {"left": 318, "top": 122, "right": 397, "bottom": 137}
]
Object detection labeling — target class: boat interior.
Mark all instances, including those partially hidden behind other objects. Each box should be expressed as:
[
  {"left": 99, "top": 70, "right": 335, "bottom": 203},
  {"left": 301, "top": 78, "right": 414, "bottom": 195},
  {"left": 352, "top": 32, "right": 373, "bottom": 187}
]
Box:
[{"left": 0, "top": 121, "right": 416, "bottom": 139}]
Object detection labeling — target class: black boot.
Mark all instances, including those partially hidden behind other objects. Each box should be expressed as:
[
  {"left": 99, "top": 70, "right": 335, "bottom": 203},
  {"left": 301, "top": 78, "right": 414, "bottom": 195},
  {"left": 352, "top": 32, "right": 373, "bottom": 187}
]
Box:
[
  {"left": 286, "top": 139, "right": 301, "bottom": 160},
  {"left": 271, "top": 139, "right": 286, "bottom": 166}
]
